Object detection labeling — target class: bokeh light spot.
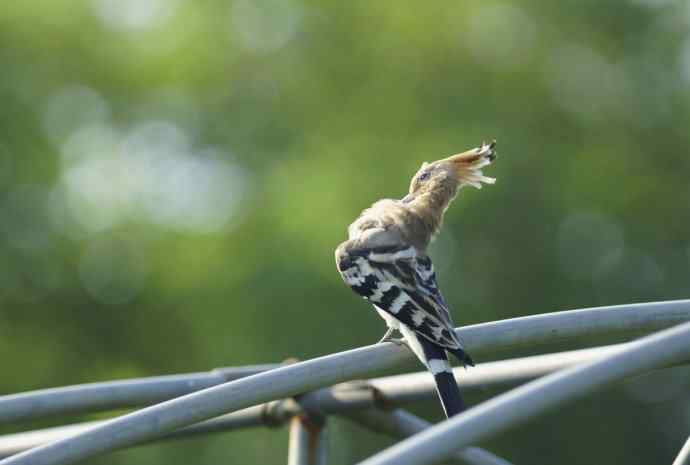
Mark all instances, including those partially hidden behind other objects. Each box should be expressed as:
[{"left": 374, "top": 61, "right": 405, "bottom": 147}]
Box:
[
  {"left": 557, "top": 211, "right": 624, "bottom": 280},
  {"left": 93, "top": 0, "right": 180, "bottom": 31},
  {"left": 79, "top": 236, "right": 149, "bottom": 305},
  {"left": 230, "top": 0, "right": 303, "bottom": 54},
  {"left": 630, "top": 0, "right": 674, "bottom": 7},
  {"left": 679, "top": 36, "right": 690, "bottom": 85},
  {"left": 463, "top": 3, "right": 537, "bottom": 70},
  {"left": 42, "top": 85, "right": 110, "bottom": 144},
  {"left": 55, "top": 121, "right": 248, "bottom": 235},
  {"left": 0, "top": 185, "right": 54, "bottom": 251},
  {"left": 593, "top": 248, "right": 665, "bottom": 297},
  {"left": 545, "top": 45, "right": 633, "bottom": 122}
]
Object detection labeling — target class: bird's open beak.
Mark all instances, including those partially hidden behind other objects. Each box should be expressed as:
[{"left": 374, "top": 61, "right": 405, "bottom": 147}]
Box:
[{"left": 443, "top": 140, "right": 497, "bottom": 189}]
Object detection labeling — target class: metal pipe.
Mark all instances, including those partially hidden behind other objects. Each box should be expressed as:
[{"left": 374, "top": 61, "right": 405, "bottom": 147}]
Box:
[
  {"left": 288, "top": 417, "right": 311, "bottom": 465},
  {"left": 2, "top": 300, "right": 688, "bottom": 465},
  {"left": 356, "top": 321, "right": 690, "bottom": 465},
  {"left": 0, "top": 344, "right": 626, "bottom": 458},
  {"left": 672, "top": 436, "right": 690, "bottom": 465},
  {"left": 346, "top": 409, "right": 513, "bottom": 465},
  {"left": 0, "top": 343, "right": 625, "bottom": 431},
  {"left": 0, "top": 366, "right": 277, "bottom": 425},
  {"left": 287, "top": 416, "right": 328, "bottom": 465}
]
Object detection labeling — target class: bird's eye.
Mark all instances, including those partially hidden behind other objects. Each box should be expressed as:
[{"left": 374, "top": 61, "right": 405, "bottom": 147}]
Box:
[{"left": 418, "top": 171, "right": 431, "bottom": 181}]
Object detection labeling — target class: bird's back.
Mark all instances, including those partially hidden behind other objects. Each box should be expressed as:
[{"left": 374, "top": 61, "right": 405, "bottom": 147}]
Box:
[{"left": 346, "top": 199, "right": 432, "bottom": 252}]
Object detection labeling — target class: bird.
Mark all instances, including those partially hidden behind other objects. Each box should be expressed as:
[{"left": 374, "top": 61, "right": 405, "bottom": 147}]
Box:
[{"left": 335, "top": 141, "right": 496, "bottom": 418}]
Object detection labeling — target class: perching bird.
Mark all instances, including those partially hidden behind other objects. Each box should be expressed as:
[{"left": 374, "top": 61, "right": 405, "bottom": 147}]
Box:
[{"left": 335, "top": 141, "right": 496, "bottom": 418}]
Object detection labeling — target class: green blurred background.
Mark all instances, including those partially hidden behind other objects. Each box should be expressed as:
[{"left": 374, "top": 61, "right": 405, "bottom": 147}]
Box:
[{"left": 1, "top": 0, "right": 689, "bottom": 463}]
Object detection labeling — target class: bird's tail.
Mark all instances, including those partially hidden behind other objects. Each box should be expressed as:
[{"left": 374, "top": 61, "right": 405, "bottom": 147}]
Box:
[
  {"left": 432, "top": 369, "right": 465, "bottom": 417},
  {"left": 419, "top": 337, "right": 466, "bottom": 418}
]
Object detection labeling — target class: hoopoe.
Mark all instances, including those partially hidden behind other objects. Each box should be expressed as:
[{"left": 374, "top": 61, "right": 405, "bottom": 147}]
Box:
[{"left": 335, "top": 141, "right": 496, "bottom": 417}]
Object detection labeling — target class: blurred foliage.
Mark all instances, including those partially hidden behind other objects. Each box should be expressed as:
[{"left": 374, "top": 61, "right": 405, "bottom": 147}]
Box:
[{"left": 1, "top": 0, "right": 689, "bottom": 464}]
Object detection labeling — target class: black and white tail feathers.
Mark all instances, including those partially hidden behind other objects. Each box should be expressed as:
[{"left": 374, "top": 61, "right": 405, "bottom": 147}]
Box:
[{"left": 419, "top": 335, "right": 466, "bottom": 417}]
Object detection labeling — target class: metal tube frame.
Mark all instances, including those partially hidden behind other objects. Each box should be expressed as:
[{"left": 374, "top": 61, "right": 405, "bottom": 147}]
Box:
[{"left": 0, "top": 300, "right": 687, "bottom": 465}]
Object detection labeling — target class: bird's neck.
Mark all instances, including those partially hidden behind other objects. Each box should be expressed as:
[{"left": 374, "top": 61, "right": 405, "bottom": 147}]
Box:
[{"left": 405, "top": 187, "right": 457, "bottom": 243}]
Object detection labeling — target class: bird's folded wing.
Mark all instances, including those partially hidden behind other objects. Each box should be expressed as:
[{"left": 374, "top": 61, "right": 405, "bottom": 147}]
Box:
[{"left": 338, "top": 244, "right": 463, "bottom": 350}]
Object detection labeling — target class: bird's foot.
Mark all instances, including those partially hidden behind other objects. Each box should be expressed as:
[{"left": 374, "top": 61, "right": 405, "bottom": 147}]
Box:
[{"left": 387, "top": 337, "right": 407, "bottom": 347}]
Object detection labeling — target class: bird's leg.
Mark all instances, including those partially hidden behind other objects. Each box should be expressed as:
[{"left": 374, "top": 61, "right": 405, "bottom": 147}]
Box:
[
  {"left": 378, "top": 328, "right": 407, "bottom": 346},
  {"left": 377, "top": 328, "right": 395, "bottom": 343}
]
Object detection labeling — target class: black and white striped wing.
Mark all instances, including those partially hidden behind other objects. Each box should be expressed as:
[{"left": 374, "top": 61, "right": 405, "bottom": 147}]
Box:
[
  {"left": 414, "top": 255, "right": 455, "bottom": 330},
  {"left": 337, "top": 244, "right": 465, "bottom": 354}
]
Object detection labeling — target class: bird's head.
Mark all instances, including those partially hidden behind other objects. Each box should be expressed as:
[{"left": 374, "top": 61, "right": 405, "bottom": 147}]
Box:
[{"left": 406, "top": 141, "right": 497, "bottom": 202}]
